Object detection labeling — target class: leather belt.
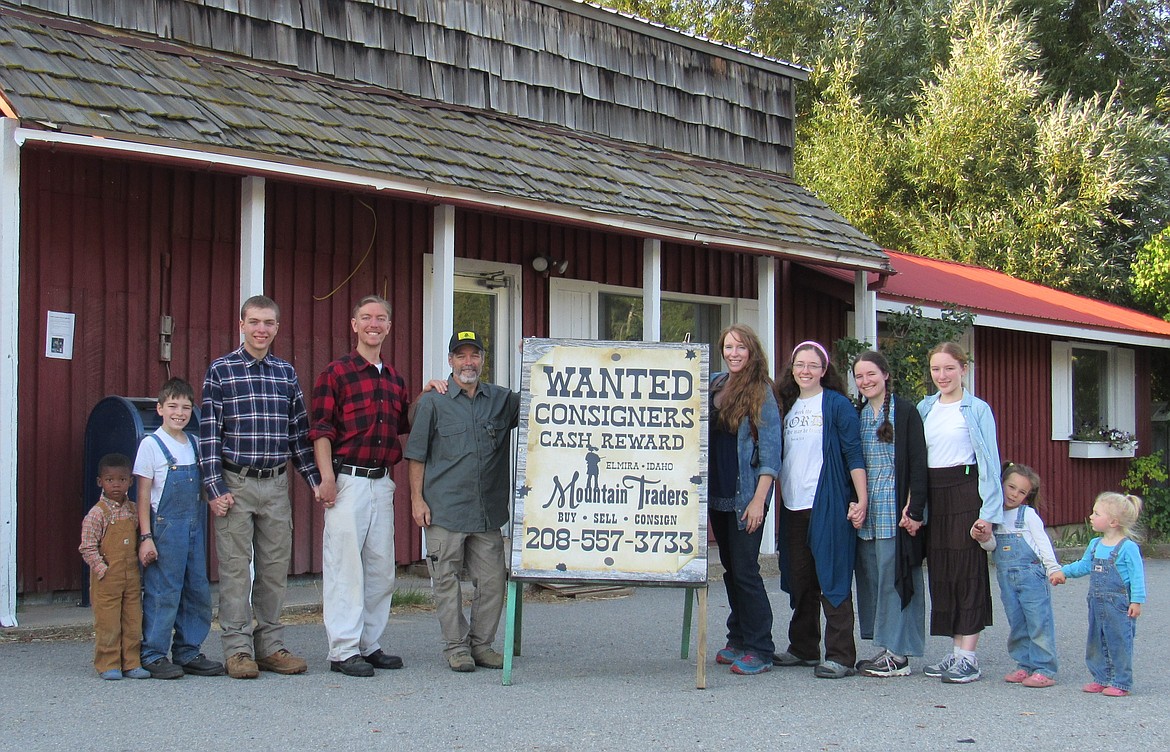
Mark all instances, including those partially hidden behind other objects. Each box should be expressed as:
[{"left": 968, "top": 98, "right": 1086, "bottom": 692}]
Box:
[
  {"left": 222, "top": 459, "right": 287, "bottom": 479},
  {"left": 335, "top": 463, "right": 387, "bottom": 479}
]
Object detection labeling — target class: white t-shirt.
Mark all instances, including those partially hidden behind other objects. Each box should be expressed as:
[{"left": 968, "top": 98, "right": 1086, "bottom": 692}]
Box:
[
  {"left": 133, "top": 427, "right": 197, "bottom": 512},
  {"left": 781, "top": 392, "right": 824, "bottom": 511},
  {"left": 979, "top": 506, "right": 1061, "bottom": 575},
  {"left": 923, "top": 400, "right": 975, "bottom": 468}
]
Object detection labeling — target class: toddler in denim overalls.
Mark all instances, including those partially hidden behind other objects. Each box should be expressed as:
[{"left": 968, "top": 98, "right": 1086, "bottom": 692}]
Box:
[
  {"left": 1056, "top": 491, "right": 1146, "bottom": 697},
  {"left": 975, "top": 463, "right": 1061, "bottom": 687}
]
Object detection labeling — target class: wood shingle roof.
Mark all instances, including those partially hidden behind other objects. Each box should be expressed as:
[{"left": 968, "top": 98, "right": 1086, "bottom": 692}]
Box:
[{"left": 0, "top": 6, "right": 887, "bottom": 268}]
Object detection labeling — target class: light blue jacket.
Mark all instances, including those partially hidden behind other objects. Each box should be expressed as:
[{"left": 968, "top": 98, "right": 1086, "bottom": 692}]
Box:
[
  {"left": 917, "top": 390, "right": 1004, "bottom": 524},
  {"left": 711, "top": 372, "right": 782, "bottom": 530}
]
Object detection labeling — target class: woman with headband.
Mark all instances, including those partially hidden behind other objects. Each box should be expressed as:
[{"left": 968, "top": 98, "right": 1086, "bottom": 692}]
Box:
[{"left": 774, "top": 340, "right": 868, "bottom": 679}]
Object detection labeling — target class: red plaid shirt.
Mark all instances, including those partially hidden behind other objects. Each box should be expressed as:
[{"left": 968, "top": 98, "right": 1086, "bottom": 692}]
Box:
[{"left": 310, "top": 352, "right": 411, "bottom": 468}]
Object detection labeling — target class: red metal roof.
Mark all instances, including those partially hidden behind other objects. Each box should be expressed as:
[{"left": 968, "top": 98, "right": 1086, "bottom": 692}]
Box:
[{"left": 823, "top": 250, "right": 1170, "bottom": 340}]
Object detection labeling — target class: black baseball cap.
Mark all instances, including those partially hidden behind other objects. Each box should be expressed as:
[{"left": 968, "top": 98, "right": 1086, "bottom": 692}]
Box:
[{"left": 448, "top": 330, "right": 485, "bottom": 353}]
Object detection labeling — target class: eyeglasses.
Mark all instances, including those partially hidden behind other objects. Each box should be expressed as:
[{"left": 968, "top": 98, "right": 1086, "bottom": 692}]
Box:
[{"left": 792, "top": 360, "right": 824, "bottom": 372}]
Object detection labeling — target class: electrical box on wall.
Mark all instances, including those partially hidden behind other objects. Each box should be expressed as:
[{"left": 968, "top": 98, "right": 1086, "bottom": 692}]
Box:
[{"left": 159, "top": 315, "right": 174, "bottom": 362}]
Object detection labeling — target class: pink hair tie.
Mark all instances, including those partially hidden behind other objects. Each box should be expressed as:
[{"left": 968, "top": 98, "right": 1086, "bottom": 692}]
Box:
[{"left": 792, "top": 340, "right": 830, "bottom": 366}]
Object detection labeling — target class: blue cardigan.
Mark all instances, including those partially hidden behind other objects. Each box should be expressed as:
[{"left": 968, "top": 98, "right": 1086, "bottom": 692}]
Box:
[
  {"left": 917, "top": 390, "right": 1004, "bottom": 524},
  {"left": 778, "top": 388, "right": 866, "bottom": 607}
]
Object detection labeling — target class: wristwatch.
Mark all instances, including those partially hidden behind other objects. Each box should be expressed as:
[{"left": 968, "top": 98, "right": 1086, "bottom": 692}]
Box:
[{"left": 139, "top": 533, "right": 153, "bottom": 542}]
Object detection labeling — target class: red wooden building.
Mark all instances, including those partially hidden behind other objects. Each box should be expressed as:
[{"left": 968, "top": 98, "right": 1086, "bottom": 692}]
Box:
[
  {"left": 846, "top": 250, "right": 1170, "bottom": 528},
  {"left": 0, "top": 0, "right": 890, "bottom": 620}
]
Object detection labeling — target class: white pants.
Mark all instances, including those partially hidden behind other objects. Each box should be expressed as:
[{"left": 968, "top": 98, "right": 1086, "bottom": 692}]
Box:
[{"left": 323, "top": 473, "right": 396, "bottom": 661}]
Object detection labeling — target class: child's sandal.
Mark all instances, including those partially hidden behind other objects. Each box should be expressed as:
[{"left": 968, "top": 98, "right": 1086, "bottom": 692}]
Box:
[{"left": 1021, "top": 673, "right": 1055, "bottom": 688}]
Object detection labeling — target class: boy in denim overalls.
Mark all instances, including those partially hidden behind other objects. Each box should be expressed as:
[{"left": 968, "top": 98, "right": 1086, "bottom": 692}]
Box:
[{"left": 135, "top": 378, "right": 224, "bottom": 678}]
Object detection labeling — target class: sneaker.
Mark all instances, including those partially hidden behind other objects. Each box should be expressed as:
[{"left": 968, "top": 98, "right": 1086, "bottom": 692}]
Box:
[
  {"left": 859, "top": 652, "right": 910, "bottom": 678},
  {"left": 730, "top": 653, "right": 772, "bottom": 675},
  {"left": 1082, "top": 682, "right": 1107, "bottom": 693},
  {"left": 180, "top": 654, "right": 225, "bottom": 676},
  {"left": 447, "top": 650, "right": 475, "bottom": 673},
  {"left": 226, "top": 652, "right": 259, "bottom": 680},
  {"left": 1022, "top": 673, "right": 1056, "bottom": 688},
  {"left": 124, "top": 667, "right": 152, "bottom": 679},
  {"left": 330, "top": 654, "right": 375, "bottom": 677},
  {"left": 143, "top": 657, "right": 184, "bottom": 680},
  {"left": 716, "top": 645, "right": 744, "bottom": 665},
  {"left": 256, "top": 649, "right": 308, "bottom": 675},
  {"left": 924, "top": 654, "right": 958, "bottom": 678},
  {"left": 99, "top": 669, "right": 123, "bottom": 681},
  {"left": 363, "top": 649, "right": 404, "bottom": 670},
  {"left": 772, "top": 651, "right": 818, "bottom": 667},
  {"left": 1003, "top": 668, "right": 1030, "bottom": 683},
  {"left": 1102, "top": 686, "right": 1130, "bottom": 697},
  {"left": 814, "top": 660, "right": 857, "bottom": 679},
  {"left": 472, "top": 647, "right": 505, "bottom": 670},
  {"left": 941, "top": 657, "right": 981, "bottom": 684}
]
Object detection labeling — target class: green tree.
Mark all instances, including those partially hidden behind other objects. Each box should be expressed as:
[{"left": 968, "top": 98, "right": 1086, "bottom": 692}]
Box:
[{"left": 1131, "top": 226, "right": 1170, "bottom": 318}]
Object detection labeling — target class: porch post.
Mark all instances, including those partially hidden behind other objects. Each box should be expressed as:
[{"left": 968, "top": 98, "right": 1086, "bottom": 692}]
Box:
[
  {"left": 0, "top": 119, "right": 20, "bottom": 626},
  {"left": 642, "top": 238, "right": 661, "bottom": 341},
  {"left": 854, "top": 270, "right": 877, "bottom": 345},
  {"left": 757, "top": 256, "right": 778, "bottom": 556},
  {"left": 430, "top": 204, "right": 456, "bottom": 380},
  {"left": 239, "top": 176, "right": 266, "bottom": 318}
]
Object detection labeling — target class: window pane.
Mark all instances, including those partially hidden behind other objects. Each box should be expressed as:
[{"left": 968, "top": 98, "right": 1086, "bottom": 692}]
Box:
[
  {"left": 1071, "top": 348, "right": 1108, "bottom": 430},
  {"left": 599, "top": 293, "right": 642, "bottom": 342},
  {"left": 599, "top": 292, "right": 723, "bottom": 367}
]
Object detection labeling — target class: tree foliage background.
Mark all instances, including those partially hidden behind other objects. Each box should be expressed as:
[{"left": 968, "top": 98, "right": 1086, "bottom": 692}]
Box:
[{"left": 602, "top": 0, "right": 1170, "bottom": 310}]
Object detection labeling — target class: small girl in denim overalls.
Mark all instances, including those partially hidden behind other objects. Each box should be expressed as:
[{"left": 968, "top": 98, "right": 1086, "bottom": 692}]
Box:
[
  {"left": 1055, "top": 492, "right": 1146, "bottom": 697},
  {"left": 974, "top": 463, "right": 1061, "bottom": 687}
]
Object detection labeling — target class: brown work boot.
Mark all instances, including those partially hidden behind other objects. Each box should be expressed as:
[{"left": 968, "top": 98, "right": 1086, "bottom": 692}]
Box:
[
  {"left": 226, "top": 652, "right": 259, "bottom": 680},
  {"left": 256, "top": 648, "right": 308, "bottom": 675},
  {"left": 447, "top": 650, "right": 475, "bottom": 673}
]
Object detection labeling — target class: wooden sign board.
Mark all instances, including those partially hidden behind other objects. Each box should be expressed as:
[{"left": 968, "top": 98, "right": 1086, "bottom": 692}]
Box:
[{"left": 510, "top": 338, "right": 708, "bottom": 584}]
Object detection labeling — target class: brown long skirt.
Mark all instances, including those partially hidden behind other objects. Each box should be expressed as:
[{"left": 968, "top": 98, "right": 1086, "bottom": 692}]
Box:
[{"left": 926, "top": 465, "right": 993, "bottom": 636}]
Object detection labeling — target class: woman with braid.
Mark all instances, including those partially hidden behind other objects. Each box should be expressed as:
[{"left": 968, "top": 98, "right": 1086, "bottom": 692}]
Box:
[{"left": 851, "top": 351, "right": 930, "bottom": 677}]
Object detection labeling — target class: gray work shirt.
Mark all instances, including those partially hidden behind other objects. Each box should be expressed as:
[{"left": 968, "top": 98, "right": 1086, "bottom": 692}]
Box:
[{"left": 404, "top": 375, "right": 520, "bottom": 532}]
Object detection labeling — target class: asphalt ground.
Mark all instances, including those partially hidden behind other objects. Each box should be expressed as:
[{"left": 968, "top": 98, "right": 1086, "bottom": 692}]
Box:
[{"left": 1, "top": 561, "right": 1166, "bottom": 752}]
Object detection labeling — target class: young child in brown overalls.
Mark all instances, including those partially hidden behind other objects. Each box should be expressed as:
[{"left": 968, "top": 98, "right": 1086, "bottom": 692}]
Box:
[{"left": 79, "top": 453, "right": 150, "bottom": 680}]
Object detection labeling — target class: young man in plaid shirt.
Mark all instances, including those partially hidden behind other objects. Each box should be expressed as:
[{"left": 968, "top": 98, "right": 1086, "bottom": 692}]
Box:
[
  {"left": 310, "top": 295, "right": 411, "bottom": 677},
  {"left": 200, "top": 295, "right": 321, "bottom": 679}
]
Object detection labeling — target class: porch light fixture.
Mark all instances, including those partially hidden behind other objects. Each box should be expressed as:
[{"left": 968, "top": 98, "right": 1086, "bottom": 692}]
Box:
[{"left": 531, "top": 254, "right": 569, "bottom": 277}]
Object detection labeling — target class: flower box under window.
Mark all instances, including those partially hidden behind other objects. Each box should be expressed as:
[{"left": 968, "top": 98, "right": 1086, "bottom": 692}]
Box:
[{"left": 1068, "top": 440, "right": 1135, "bottom": 460}]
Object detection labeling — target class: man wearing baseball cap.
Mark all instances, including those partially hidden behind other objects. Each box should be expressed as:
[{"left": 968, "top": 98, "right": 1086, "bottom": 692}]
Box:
[{"left": 404, "top": 330, "right": 520, "bottom": 672}]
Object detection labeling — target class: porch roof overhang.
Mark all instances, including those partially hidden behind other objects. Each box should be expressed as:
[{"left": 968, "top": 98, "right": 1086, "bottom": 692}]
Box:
[{"left": 0, "top": 6, "right": 889, "bottom": 273}]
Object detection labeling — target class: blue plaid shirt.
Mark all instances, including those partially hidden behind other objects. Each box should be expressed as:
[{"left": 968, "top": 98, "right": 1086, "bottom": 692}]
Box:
[
  {"left": 199, "top": 345, "right": 320, "bottom": 499},
  {"left": 858, "top": 400, "right": 897, "bottom": 540}
]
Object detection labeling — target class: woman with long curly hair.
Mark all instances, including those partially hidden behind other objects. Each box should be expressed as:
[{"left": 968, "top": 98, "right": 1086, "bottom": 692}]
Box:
[{"left": 709, "top": 324, "right": 782, "bottom": 675}]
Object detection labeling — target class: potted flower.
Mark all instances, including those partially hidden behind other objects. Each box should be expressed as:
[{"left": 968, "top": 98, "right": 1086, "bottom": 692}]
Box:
[{"left": 1068, "top": 423, "right": 1138, "bottom": 459}]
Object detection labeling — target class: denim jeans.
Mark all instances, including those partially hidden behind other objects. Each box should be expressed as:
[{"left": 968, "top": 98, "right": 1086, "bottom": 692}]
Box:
[
  {"left": 141, "top": 440, "right": 212, "bottom": 666},
  {"left": 856, "top": 536, "right": 925, "bottom": 657},
  {"left": 710, "top": 509, "right": 775, "bottom": 660}
]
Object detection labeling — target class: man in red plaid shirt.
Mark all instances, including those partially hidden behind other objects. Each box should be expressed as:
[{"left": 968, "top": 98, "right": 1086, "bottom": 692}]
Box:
[{"left": 310, "top": 295, "right": 411, "bottom": 677}]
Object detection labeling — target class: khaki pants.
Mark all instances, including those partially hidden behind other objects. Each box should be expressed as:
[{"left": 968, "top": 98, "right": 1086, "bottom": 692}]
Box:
[
  {"left": 424, "top": 526, "right": 506, "bottom": 658},
  {"left": 214, "top": 470, "right": 292, "bottom": 659},
  {"left": 91, "top": 514, "right": 142, "bottom": 673}
]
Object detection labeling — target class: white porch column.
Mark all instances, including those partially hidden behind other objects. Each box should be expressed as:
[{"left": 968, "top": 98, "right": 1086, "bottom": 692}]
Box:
[
  {"left": 854, "top": 270, "right": 877, "bottom": 346},
  {"left": 757, "top": 256, "right": 778, "bottom": 555},
  {"left": 239, "top": 176, "right": 266, "bottom": 317},
  {"left": 642, "top": 238, "right": 661, "bottom": 341},
  {"left": 430, "top": 204, "right": 456, "bottom": 380},
  {"left": 0, "top": 119, "right": 20, "bottom": 626}
]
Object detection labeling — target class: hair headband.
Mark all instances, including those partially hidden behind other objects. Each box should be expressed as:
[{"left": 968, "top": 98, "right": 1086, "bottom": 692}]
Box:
[{"left": 792, "top": 340, "right": 830, "bottom": 366}]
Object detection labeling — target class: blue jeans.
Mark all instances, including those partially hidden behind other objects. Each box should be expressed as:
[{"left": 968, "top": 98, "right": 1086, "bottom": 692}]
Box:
[
  {"left": 856, "top": 536, "right": 925, "bottom": 657},
  {"left": 710, "top": 509, "right": 774, "bottom": 660},
  {"left": 141, "top": 444, "right": 212, "bottom": 666}
]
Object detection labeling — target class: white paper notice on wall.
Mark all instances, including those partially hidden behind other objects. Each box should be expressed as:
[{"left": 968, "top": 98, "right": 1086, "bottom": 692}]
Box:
[{"left": 45, "top": 310, "right": 75, "bottom": 360}]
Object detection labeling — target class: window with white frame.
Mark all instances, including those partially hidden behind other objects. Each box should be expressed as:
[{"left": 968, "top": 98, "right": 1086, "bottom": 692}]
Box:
[{"left": 1050, "top": 341, "right": 1135, "bottom": 440}]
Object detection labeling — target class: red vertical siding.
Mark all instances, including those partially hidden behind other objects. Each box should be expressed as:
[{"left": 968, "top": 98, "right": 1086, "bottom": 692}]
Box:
[
  {"left": 975, "top": 328, "right": 1138, "bottom": 527},
  {"left": 267, "top": 183, "right": 433, "bottom": 570},
  {"left": 18, "top": 149, "right": 239, "bottom": 593}
]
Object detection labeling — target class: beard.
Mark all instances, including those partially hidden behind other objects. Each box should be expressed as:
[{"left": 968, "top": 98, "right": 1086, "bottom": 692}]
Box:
[{"left": 455, "top": 367, "right": 480, "bottom": 385}]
